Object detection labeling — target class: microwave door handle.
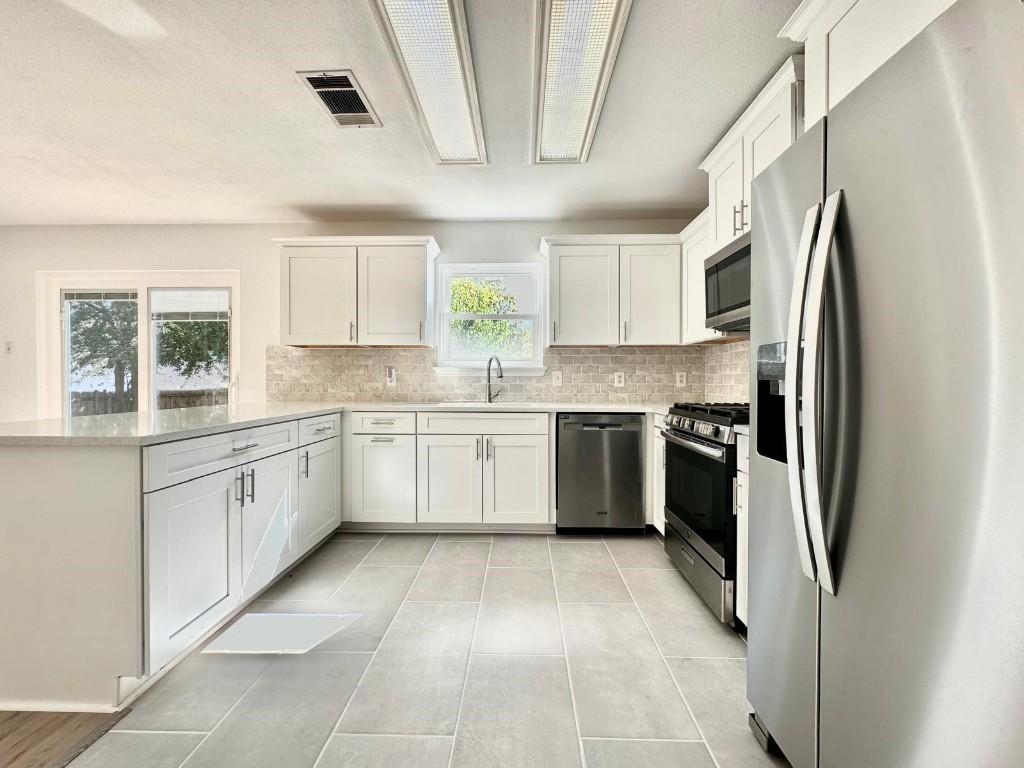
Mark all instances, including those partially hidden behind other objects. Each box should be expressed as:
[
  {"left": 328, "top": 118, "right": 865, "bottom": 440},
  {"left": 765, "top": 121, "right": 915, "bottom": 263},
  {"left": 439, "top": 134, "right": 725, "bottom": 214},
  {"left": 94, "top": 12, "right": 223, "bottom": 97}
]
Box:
[
  {"left": 785, "top": 204, "right": 822, "bottom": 583},
  {"left": 801, "top": 190, "right": 843, "bottom": 596}
]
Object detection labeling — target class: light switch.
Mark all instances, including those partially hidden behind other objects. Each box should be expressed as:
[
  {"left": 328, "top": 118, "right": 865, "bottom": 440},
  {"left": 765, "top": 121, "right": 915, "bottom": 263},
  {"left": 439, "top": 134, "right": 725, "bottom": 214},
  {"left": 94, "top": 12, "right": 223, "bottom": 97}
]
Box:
[{"left": 386, "top": 366, "right": 397, "bottom": 387}]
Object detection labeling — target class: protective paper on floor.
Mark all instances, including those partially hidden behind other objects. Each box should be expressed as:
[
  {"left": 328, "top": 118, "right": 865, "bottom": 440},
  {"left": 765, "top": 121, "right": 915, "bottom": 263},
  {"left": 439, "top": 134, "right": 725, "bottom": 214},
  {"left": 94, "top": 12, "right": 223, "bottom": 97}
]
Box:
[{"left": 202, "top": 613, "right": 360, "bottom": 654}]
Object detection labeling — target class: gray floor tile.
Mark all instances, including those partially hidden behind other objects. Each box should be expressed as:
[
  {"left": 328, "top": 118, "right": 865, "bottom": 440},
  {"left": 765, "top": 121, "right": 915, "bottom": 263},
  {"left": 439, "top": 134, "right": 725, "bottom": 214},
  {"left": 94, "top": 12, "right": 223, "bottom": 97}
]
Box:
[
  {"left": 450, "top": 655, "right": 581, "bottom": 768},
  {"left": 561, "top": 604, "right": 699, "bottom": 739},
  {"left": 317, "top": 566, "right": 420, "bottom": 651},
  {"left": 552, "top": 568, "right": 632, "bottom": 603},
  {"left": 71, "top": 732, "right": 204, "bottom": 768},
  {"left": 115, "top": 654, "right": 271, "bottom": 732},
  {"left": 423, "top": 541, "right": 491, "bottom": 567},
  {"left": 473, "top": 568, "right": 562, "bottom": 655},
  {"left": 362, "top": 534, "right": 438, "bottom": 566},
  {"left": 488, "top": 534, "right": 551, "bottom": 567},
  {"left": 668, "top": 658, "right": 789, "bottom": 768},
  {"left": 582, "top": 739, "right": 716, "bottom": 768},
  {"left": 623, "top": 569, "right": 747, "bottom": 658},
  {"left": 603, "top": 534, "right": 674, "bottom": 569},
  {"left": 316, "top": 735, "right": 453, "bottom": 768},
  {"left": 262, "top": 541, "right": 376, "bottom": 601},
  {"left": 438, "top": 533, "right": 493, "bottom": 541},
  {"left": 549, "top": 543, "right": 615, "bottom": 569},
  {"left": 407, "top": 565, "right": 486, "bottom": 602},
  {"left": 182, "top": 652, "right": 370, "bottom": 768},
  {"left": 338, "top": 602, "right": 477, "bottom": 735}
]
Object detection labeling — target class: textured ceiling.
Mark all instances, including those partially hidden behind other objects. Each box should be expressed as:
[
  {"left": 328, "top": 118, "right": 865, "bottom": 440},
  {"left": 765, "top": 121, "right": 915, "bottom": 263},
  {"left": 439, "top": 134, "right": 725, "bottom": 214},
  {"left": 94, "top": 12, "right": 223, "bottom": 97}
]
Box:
[{"left": 0, "top": 0, "right": 801, "bottom": 224}]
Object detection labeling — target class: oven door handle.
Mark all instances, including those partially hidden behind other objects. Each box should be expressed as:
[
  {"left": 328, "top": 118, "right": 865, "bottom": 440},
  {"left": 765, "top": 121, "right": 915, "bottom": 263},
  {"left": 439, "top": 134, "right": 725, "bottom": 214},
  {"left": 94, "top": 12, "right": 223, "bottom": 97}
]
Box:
[
  {"left": 801, "top": 190, "right": 842, "bottom": 596},
  {"left": 660, "top": 430, "right": 726, "bottom": 462},
  {"left": 785, "top": 203, "right": 822, "bottom": 584}
]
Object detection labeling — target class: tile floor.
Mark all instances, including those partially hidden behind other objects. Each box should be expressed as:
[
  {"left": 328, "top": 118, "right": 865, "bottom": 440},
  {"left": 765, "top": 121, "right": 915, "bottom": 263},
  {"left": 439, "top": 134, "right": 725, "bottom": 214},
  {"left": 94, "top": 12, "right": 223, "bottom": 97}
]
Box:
[{"left": 71, "top": 533, "right": 790, "bottom": 768}]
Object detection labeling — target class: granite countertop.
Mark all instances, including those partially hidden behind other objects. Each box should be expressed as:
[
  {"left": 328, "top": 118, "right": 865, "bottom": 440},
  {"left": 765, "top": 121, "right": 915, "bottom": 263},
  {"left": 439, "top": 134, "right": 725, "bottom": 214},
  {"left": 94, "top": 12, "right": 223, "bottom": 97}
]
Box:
[{"left": 0, "top": 400, "right": 672, "bottom": 447}]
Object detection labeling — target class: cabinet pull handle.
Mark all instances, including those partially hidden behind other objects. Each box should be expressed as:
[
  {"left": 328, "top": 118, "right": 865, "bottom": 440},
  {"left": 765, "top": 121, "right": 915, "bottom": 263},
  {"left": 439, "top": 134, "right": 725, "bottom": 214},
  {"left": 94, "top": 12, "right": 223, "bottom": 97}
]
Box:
[
  {"left": 371, "top": 437, "right": 395, "bottom": 443},
  {"left": 232, "top": 442, "right": 259, "bottom": 453},
  {"left": 370, "top": 419, "right": 394, "bottom": 425},
  {"left": 236, "top": 470, "right": 246, "bottom": 506},
  {"left": 350, "top": 321, "right": 355, "bottom": 342},
  {"left": 419, "top": 321, "right": 423, "bottom": 342},
  {"left": 623, "top": 320, "right": 628, "bottom": 342},
  {"left": 552, "top": 321, "right": 557, "bottom": 342},
  {"left": 741, "top": 201, "right": 750, "bottom": 230},
  {"left": 732, "top": 205, "right": 742, "bottom": 236},
  {"left": 476, "top": 437, "right": 481, "bottom": 460},
  {"left": 247, "top": 468, "right": 256, "bottom": 503},
  {"left": 314, "top": 425, "right": 333, "bottom": 433},
  {"left": 485, "top": 437, "right": 491, "bottom": 460},
  {"left": 302, "top": 451, "right": 310, "bottom": 478}
]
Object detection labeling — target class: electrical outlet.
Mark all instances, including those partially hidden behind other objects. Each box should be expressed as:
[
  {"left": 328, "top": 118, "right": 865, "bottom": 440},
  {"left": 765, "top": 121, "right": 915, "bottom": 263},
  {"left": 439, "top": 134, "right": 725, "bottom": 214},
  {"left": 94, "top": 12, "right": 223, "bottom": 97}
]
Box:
[
  {"left": 614, "top": 371, "right": 625, "bottom": 388},
  {"left": 551, "top": 370, "right": 563, "bottom": 387},
  {"left": 4, "top": 341, "right": 12, "bottom": 356},
  {"left": 386, "top": 366, "right": 397, "bottom": 387},
  {"left": 676, "top": 371, "right": 686, "bottom": 387}
]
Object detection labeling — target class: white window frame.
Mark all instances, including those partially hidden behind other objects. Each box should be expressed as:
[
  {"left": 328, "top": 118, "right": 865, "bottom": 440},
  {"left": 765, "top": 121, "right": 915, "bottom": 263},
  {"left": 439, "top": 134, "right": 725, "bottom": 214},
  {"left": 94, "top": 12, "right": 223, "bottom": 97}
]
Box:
[
  {"left": 37, "top": 270, "right": 242, "bottom": 420},
  {"left": 434, "top": 262, "right": 546, "bottom": 375}
]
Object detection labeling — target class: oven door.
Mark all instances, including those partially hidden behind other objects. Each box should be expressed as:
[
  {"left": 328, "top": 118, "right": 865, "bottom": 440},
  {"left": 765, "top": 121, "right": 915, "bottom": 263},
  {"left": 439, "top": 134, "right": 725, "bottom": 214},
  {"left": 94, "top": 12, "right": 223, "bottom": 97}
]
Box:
[{"left": 662, "top": 430, "right": 736, "bottom": 577}]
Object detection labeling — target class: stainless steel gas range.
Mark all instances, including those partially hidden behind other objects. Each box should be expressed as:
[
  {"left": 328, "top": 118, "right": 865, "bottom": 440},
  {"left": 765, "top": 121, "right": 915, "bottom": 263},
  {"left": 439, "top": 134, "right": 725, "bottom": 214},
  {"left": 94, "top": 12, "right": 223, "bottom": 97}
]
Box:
[{"left": 660, "top": 402, "right": 749, "bottom": 624}]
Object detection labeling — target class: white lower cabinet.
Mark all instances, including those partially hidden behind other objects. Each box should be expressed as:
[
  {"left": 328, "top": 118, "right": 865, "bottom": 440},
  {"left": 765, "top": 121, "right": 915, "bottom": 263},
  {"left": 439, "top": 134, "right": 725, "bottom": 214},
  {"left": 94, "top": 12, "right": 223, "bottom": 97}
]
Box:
[
  {"left": 735, "top": 468, "right": 749, "bottom": 626},
  {"left": 146, "top": 466, "right": 243, "bottom": 672},
  {"left": 483, "top": 434, "right": 549, "bottom": 525},
  {"left": 417, "top": 435, "right": 483, "bottom": 524},
  {"left": 240, "top": 450, "right": 299, "bottom": 599},
  {"left": 351, "top": 434, "right": 417, "bottom": 523},
  {"left": 298, "top": 436, "right": 342, "bottom": 551},
  {"left": 653, "top": 431, "right": 666, "bottom": 535}
]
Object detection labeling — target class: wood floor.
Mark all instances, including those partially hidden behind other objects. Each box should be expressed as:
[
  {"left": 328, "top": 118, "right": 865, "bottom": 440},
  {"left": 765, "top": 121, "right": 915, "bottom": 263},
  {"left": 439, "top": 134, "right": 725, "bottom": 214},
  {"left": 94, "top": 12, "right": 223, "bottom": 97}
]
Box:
[{"left": 0, "top": 710, "right": 126, "bottom": 768}]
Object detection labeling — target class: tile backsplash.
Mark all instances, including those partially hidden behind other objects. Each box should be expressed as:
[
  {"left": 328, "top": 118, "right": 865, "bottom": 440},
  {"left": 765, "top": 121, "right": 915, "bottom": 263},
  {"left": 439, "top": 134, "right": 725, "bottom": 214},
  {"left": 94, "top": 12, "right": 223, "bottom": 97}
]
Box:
[{"left": 267, "top": 340, "right": 750, "bottom": 406}]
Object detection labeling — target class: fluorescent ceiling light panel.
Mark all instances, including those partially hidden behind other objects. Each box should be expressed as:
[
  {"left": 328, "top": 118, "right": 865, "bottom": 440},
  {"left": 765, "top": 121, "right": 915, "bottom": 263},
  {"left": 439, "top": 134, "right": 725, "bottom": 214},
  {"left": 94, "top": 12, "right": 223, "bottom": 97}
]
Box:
[
  {"left": 371, "top": 0, "right": 487, "bottom": 164},
  {"left": 535, "top": 0, "right": 633, "bottom": 163}
]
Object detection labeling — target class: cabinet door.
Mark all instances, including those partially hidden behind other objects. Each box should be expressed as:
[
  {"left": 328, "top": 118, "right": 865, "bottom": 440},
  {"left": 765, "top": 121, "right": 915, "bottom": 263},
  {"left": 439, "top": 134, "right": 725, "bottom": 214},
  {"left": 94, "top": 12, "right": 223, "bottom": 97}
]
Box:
[
  {"left": 351, "top": 434, "right": 417, "bottom": 523},
  {"left": 743, "top": 87, "right": 799, "bottom": 223},
  {"left": 483, "top": 434, "right": 549, "bottom": 525},
  {"left": 357, "top": 246, "right": 427, "bottom": 345},
  {"left": 680, "top": 214, "right": 724, "bottom": 344},
  {"left": 735, "top": 470, "right": 749, "bottom": 625},
  {"left": 707, "top": 140, "right": 745, "bottom": 249},
  {"left": 280, "top": 246, "right": 357, "bottom": 345},
  {"left": 653, "top": 433, "right": 666, "bottom": 535},
  {"left": 550, "top": 244, "right": 619, "bottom": 345},
  {"left": 241, "top": 450, "right": 299, "bottom": 599},
  {"left": 619, "top": 244, "right": 681, "bottom": 345},
  {"left": 146, "top": 466, "right": 242, "bottom": 672},
  {"left": 298, "top": 437, "right": 341, "bottom": 554},
  {"left": 417, "top": 434, "right": 483, "bottom": 524}
]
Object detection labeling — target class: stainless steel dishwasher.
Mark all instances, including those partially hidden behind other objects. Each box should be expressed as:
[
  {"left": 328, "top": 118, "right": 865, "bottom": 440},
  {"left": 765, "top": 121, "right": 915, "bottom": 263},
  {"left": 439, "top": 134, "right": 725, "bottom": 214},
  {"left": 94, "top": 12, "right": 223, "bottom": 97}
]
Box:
[{"left": 556, "top": 413, "right": 644, "bottom": 532}]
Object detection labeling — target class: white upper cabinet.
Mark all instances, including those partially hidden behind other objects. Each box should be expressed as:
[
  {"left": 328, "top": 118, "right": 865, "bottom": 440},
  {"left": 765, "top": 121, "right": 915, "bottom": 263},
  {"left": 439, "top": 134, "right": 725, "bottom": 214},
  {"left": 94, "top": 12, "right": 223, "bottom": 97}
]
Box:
[
  {"left": 680, "top": 211, "right": 723, "bottom": 345},
  {"left": 619, "top": 244, "right": 681, "bottom": 345},
  {"left": 275, "top": 237, "right": 439, "bottom": 347},
  {"left": 544, "top": 236, "right": 683, "bottom": 347},
  {"left": 780, "top": 0, "right": 956, "bottom": 128},
  {"left": 700, "top": 56, "right": 804, "bottom": 252},
  {"left": 358, "top": 245, "right": 429, "bottom": 346},
  {"left": 279, "top": 246, "right": 357, "bottom": 345},
  {"left": 548, "top": 243, "right": 620, "bottom": 346}
]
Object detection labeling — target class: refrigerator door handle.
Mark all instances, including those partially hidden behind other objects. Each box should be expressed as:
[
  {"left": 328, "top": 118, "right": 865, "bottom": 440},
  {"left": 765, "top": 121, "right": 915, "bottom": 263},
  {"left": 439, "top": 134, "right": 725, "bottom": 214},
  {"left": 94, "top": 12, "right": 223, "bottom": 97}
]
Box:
[
  {"left": 785, "top": 203, "right": 822, "bottom": 583},
  {"left": 801, "top": 189, "right": 843, "bottom": 596}
]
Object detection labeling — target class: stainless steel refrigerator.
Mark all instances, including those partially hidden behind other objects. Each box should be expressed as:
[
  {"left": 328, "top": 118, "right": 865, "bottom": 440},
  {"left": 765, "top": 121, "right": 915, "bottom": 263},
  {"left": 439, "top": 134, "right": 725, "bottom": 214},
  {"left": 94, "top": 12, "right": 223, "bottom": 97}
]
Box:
[{"left": 747, "top": 1, "right": 1024, "bottom": 766}]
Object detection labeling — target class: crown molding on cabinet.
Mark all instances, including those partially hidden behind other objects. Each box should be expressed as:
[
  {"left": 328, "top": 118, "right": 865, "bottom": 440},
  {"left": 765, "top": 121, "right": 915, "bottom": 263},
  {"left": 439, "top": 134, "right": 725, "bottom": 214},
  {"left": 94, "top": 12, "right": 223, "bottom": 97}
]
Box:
[
  {"left": 778, "top": 0, "right": 859, "bottom": 42},
  {"left": 699, "top": 55, "right": 805, "bottom": 173},
  {"left": 271, "top": 236, "right": 441, "bottom": 259},
  {"left": 539, "top": 233, "right": 683, "bottom": 255}
]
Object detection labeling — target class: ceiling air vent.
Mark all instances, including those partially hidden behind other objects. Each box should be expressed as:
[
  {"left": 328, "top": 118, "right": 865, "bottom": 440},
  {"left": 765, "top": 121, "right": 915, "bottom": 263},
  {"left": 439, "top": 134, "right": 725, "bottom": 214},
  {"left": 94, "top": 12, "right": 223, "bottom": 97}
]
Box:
[{"left": 298, "top": 69, "right": 381, "bottom": 128}]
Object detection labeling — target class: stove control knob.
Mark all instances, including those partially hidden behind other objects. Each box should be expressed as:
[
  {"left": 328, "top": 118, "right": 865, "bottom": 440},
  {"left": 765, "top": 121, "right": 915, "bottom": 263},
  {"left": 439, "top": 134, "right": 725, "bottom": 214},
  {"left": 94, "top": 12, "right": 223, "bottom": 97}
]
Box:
[{"left": 708, "top": 425, "right": 720, "bottom": 438}]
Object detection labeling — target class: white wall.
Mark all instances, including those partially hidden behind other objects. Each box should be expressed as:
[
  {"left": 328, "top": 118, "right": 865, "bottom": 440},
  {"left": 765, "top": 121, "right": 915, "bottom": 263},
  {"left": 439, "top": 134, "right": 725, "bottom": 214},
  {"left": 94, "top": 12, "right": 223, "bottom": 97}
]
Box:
[{"left": 0, "top": 218, "right": 685, "bottom": 422}]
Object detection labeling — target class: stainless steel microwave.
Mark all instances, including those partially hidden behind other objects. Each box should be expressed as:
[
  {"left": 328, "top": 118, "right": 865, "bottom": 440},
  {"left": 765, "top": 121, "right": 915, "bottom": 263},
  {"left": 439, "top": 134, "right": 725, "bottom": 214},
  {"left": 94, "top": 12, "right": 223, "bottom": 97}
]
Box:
[{"left": 704, "top": 231, "right": 751, "bottom": 332}]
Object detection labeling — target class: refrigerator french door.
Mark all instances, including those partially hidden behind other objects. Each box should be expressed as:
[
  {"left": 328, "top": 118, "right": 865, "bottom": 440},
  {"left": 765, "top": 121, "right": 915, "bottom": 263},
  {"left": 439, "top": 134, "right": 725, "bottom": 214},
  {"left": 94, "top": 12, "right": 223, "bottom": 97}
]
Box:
[{"left": 748, "top": 1, "right": 1024, "bottom": 767}]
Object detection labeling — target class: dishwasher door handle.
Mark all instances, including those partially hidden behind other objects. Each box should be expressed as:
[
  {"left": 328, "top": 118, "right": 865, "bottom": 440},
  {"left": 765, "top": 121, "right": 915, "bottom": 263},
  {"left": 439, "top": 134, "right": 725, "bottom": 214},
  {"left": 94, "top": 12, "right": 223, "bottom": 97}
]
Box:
[{"left": 563, "top": 422, "right": 642, "bottom": 431}]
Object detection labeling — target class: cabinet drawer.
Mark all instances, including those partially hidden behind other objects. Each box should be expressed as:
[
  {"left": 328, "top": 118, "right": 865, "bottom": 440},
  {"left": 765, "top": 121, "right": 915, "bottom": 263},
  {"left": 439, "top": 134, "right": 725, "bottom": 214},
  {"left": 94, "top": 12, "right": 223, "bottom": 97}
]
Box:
[
  {"left": 145, "top": 421, "right": 299, "bottom": 492},
  {"left": 416, "top": 411, "right": 549, "bottom": 436},
  {"left": 737, "top": 434, "right": 750, "bottom": 474},
  {"left": 298, "top": 412, "right": 341, "bottom": 446},
  {"left": 351, "top": 411, "right": 416, "bottom": 435}
]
